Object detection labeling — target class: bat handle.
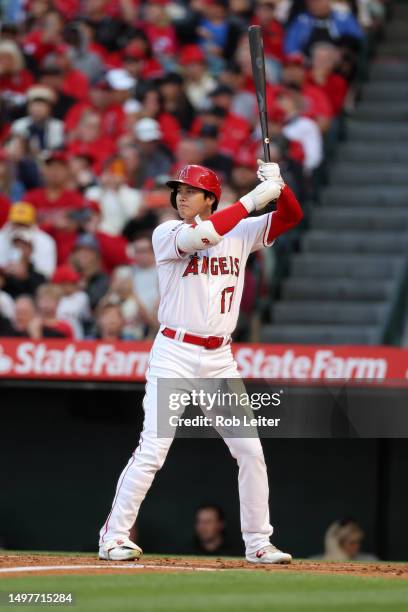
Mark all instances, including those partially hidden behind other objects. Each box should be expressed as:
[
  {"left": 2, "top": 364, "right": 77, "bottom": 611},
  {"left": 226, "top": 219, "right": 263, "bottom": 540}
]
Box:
[{"left": 263, "top": 138, "right": 271, "bottom": 163}]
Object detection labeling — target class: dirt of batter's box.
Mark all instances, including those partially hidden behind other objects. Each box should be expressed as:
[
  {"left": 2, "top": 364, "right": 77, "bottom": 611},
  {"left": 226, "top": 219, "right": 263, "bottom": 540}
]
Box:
[{"left": 1, "top": 554, "right": 408, "bottom": 579}]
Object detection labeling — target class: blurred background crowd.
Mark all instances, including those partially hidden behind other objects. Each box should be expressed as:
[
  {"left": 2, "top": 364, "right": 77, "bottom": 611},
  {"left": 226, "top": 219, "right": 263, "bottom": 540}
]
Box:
[{"left": 0, "top": 0, "right": 388, "bottom": 341}]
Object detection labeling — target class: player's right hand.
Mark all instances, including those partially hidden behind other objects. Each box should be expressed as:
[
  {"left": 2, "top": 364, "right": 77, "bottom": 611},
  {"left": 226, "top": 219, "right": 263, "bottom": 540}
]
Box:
[
  {"left": 240, "top": 179, "right": 283, "bottom": 213},
  {"left": 256, "top": 159, "right": 284, "bottom": 185}
]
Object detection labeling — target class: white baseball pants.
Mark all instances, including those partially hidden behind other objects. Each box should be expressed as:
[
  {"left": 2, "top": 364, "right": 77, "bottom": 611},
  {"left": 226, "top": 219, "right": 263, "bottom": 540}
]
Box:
[{"left": 99, "top": 331, "right": 273, "bottom": 555}]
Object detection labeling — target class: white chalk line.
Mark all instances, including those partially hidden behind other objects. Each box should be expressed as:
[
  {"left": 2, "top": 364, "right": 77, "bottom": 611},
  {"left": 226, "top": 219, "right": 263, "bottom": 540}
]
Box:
[{"left": 0, "top": 563, "right": 218, "bottom": 574}]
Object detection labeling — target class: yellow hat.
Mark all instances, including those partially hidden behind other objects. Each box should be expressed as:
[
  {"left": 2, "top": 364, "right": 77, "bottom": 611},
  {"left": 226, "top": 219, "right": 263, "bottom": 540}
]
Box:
[{"left": 9, "top": 201, "right": 36, "bottom": 225}]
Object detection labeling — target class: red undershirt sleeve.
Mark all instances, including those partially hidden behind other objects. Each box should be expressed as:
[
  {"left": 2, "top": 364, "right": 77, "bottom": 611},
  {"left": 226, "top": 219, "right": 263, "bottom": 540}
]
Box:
[
  {"left": 209, "top": 201, "right": 249, "bottom": 235},
  {"left": 266, "top": 184, "right": 303, "bottom": 242}
]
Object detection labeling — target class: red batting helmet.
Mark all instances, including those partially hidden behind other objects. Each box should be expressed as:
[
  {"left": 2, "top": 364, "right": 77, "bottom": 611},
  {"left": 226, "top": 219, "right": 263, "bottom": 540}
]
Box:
[{"left": 166, "top": 165, "right": 222, "bottom": 211}]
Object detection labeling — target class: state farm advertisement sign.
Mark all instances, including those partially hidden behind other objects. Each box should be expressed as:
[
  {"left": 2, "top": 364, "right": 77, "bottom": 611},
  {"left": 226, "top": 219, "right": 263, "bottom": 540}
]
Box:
[{"left": 0, "top": 339, "right": 407, "bottom": 386}]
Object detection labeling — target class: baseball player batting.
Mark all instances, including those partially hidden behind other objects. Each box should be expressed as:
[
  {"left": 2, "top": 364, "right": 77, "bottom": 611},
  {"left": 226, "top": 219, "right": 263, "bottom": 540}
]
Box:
[{"left": 99, "top": 161, "right": 303, "bottom": 564}]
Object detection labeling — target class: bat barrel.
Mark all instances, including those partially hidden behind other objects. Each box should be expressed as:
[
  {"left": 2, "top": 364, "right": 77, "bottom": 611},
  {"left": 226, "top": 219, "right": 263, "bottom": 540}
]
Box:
[{"left": 248, "top": 25, "right": 271, "bottom": 163}]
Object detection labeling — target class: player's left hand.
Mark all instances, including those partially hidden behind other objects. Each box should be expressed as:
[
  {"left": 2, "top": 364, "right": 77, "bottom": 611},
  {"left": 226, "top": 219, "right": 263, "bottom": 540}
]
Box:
[{"left": 257, "top": 159, "right": 285, "bottom": 186}]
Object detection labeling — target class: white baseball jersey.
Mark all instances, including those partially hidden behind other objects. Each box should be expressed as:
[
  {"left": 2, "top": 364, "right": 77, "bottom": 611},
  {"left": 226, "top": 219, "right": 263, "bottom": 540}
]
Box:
[{"left": 152, "top": 214, "right": 274, "bottom": 336}]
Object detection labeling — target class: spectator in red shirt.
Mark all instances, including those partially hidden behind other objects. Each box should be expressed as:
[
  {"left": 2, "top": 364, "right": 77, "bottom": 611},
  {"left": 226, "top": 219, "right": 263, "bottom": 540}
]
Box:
[
  {"left": 67, "top": 110, "right": 117, "bottom": 174},
  {"left": 64, "top": 79, "right": 126, "bottom": 140},
  {"left": 281, "top": 53, "right": 333, "bottom": 132},
  {"left": 137, "top": 88, "right": 181, "bottom": 155},
  {"left": 23, "top": 10, "right": 64, "bottom": 64},
  {"left": 0, "top": 194, "right": 10, "bottom": 229},
  {"left": 47, "top": 44, "right": 90, "bottom": 103},
  {"left": 35, "top": 282, "right": 75, "bottom": 338},
  {"left": 207, "top": 84, "right": 251, "bottom": 157},
  {"left": 307, "top": 42, "right": 348, "bottom": 117},
  {"left": 43, "top": 200, "right": 130, "bottom": 272},
  {"left": 0, "top": 41, "right": 34, "bottom": 102},
  {"left": 141, "top": 0, "right": 177, "bottom": 69},
  {"left": 251, "top": 0, "right": 285, "bottom": 76},
  {"left": 122, "top": 37, "right": 163, "bottom": 81},
  {"left": 24, "top": 151, "right": 84, "bottom": 224},
  {"left": 190, "top": 88, "right": 251, "bottom": 160}
]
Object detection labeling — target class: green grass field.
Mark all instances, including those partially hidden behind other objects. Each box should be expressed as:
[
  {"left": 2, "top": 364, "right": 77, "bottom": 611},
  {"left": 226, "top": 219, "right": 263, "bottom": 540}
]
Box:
[{"left": 1, "top": 570, "right": 408, "bottom": 612}]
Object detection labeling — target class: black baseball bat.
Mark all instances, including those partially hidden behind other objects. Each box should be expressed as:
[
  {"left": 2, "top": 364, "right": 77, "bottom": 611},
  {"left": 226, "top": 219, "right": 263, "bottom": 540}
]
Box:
[{"left": 248, "top": 25, "right": 271, "bottom": 162}]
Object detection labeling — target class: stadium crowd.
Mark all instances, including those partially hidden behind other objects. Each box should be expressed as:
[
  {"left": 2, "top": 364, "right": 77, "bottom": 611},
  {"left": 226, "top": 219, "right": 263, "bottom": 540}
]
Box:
[{"left": 0, "top": 0, "right": 387, "bottom": 340}]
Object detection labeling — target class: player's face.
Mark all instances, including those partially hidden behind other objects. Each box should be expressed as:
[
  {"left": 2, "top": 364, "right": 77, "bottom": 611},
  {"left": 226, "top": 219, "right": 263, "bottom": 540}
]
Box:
[{"left": 176, "top": 184, "right": 214, "bottom": 222}]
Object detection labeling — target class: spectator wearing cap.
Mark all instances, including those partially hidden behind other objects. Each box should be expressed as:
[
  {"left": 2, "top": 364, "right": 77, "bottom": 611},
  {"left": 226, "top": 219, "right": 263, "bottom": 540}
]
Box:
[
  {"left": 35, "top": 283, "right": 75, "bottom": 338},
  {"left": 0, "top": 266, "right": 15, "bottom": 321},
  {"left": 23, "top": 152, "right": 84, "bottom": 224},
  {"left": 122, "top": 36, "right": 164, "bottom": 82},
  {"left": 70, "top": 234, "right": 109, "bottom": 310},
  {"left": 52, "top": 265, "right": 91, "bottom": 339},
  {"left": 200, "top": 125, "right": 232, "bottom": 181},
  {"left": 180, "top": 44, "right": 216, "bottom": 111},
  {"left": 282, "top": 53, "right": 332, "bottom": 132},
  {"left": 122, "top": 42, "right": 146, "bottom": 84},
  {"left": 159, "top": 73, "right": 195, "bottom": 132},
  {"left": 11, "top": 86, "right": 64, "bottom": 153},
  {"left": 133, "top": 118, "right": 172, "bottom": 186},
  {"left": 284, "top": 0, "right": 363, "bottom": 57},
  {"left": 86, "top": 157, "right": 143, "bottom": 236},
  {"left": 278, "top": 87, "right": 323, "bottom": 172},
  {"left": 138, "top": 88, "right": 181, "bottom": 155},
  {"left": 0, "top": 201, "right": 57, "bottom": 277},
  {"left": 0, "top": 40, "right": 34, "bottom": 102},
  {"left": 2, "top": 230, "right": 46, "bottom": 299},
  {"left": 66, "top": 110, "right": 116, "bottom": 174},
  {"left": 64, "top": 79, "right": 126, "bottom": 140},
  {"left": 105, "top": 69, "right": 137, "bottom": 110},
  {"left": 103, "top": 266, "right": 157, "bottom": 339}
]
